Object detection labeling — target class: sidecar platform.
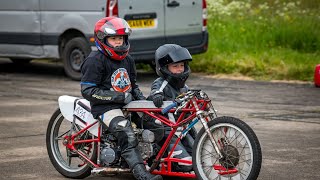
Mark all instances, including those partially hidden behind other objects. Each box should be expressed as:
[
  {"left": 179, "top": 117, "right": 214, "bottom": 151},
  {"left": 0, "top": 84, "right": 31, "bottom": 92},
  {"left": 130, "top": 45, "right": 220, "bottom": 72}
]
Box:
[{"left": 123, "top": 100, "right": 174, "bottom": 109}]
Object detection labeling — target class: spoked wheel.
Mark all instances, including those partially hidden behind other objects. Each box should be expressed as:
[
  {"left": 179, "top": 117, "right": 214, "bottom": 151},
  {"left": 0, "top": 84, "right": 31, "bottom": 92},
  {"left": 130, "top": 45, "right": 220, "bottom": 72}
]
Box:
[
  {"left": 193, "top": 116, "right": 262, "bottom": 180},
  {"left": 46, "top": 108, "right": 97, "bottom": 178}
]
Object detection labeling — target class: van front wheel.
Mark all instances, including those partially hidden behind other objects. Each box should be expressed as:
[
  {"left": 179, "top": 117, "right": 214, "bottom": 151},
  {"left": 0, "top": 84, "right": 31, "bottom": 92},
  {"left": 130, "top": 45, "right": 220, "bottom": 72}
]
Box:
[{"left": 62, "top": 37, "right": 91, "bottom": 80}]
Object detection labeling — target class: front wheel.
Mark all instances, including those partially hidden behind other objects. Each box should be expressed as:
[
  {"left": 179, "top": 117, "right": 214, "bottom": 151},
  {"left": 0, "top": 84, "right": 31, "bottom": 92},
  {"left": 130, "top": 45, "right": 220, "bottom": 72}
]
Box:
[
  {"left": 193, "top": 116, "right": 262, "bottom": 180},
  {"left": 46, "top": 108, "right": 96, "bottom": 178}
]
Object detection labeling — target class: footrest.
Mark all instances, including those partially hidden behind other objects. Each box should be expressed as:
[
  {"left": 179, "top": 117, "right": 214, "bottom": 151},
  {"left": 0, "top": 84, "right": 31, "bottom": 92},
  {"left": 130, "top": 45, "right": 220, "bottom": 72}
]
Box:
[{"left": 213, "top": 164, "right": 238, "bottom": 175}]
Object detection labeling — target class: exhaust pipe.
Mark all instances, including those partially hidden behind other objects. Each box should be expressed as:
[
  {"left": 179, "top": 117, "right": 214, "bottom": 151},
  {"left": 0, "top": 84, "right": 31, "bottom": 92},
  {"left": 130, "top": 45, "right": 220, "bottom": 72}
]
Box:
[{"left": 91, "top": 167, "right": 131, "bottom": 175}]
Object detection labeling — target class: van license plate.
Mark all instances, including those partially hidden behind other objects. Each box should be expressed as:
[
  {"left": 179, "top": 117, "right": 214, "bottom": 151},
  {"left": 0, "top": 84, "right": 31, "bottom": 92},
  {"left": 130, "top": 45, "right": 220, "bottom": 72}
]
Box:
[{"left": 127, "top": 19, "right": 155, "bottom": 29}]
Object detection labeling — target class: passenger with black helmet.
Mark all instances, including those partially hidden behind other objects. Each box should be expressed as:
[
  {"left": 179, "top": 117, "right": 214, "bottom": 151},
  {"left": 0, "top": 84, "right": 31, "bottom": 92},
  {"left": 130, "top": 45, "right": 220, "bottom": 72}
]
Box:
[
  {"left": 80, "top": 17, "right": 162, "bottom": 180},
  {"left": 149, "top": 44, "right": 196, "bottom": 172}
]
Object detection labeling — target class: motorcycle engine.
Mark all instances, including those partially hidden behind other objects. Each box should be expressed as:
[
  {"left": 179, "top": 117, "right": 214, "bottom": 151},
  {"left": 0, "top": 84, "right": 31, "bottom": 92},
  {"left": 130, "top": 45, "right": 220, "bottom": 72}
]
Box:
[
  {"left": 100, "top": 129, "right": 158, "bottom": 164},
  {"left": 136, "top": 129, "right": 157, "bottom": 160},
  {"left": 100, "top": 146, "right": 121, "bottom": 166}
]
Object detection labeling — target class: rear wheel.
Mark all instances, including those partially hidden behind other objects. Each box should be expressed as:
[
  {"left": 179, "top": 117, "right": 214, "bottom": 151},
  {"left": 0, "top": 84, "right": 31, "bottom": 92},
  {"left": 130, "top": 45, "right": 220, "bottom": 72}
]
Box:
[
  {"left": 62, "top": 37, "right": 91, "bottom": 80},
  {"left": 193, "top": 116, "right": 262, "bottom": 180},
  {"left": 46, "top": 108, "right": 96, "bottom": 178}
]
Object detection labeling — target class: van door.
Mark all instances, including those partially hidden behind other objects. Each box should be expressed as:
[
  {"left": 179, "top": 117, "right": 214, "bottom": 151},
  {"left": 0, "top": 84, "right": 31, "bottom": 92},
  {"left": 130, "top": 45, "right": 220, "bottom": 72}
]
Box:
[
  {"left": 164, "top": 0, "right": 204, "bottom": 47},
  {"left": 39, "top": 0, "right": 105, "bottom": 58},
  {"left": 118, "top": 0, "right": 165, "bottom": 54},
  {"left": 0, "top": 0, "right": 43, "bottom": 57}
]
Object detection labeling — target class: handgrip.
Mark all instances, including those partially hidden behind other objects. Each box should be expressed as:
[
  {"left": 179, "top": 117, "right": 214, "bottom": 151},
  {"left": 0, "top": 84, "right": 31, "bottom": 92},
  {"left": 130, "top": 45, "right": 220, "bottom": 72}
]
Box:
[{"left": 161, "top": 102, "right": 177, "bottom": 114}]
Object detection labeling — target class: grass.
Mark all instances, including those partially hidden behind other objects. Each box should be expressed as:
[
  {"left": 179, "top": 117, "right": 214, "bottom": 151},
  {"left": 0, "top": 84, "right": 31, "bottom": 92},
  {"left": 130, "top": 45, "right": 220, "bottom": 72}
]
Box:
[{"left": 190, "top": 0, "right": 320, "bottom": 82}]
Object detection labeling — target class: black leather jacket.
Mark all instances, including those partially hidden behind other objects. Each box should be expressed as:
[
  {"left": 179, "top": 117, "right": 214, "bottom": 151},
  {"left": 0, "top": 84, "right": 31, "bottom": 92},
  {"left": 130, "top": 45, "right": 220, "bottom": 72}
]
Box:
[
  {"left": 81, "top": 51, "right": 145, "bottom": 118},
  {"left": 149, "top": 77, "right": 188, "bottom": 101}
]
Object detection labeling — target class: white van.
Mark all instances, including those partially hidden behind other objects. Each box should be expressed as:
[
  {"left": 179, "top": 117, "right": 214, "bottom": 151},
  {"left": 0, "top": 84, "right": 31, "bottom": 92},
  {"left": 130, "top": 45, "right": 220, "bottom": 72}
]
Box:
[{"left": 0, "top": 0, "right": 208, "bottom": 80}]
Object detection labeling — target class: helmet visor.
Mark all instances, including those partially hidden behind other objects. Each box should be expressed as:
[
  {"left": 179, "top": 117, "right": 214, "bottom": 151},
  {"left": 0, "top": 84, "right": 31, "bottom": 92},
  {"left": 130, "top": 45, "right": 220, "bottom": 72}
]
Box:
[
  {"left": 158, "top": 47, "right": 192, "bottom": 67},
  {"left": 167, "top": 47, "right": 192, "bottom": 63},
  {"left": 96, "top": 18, "right": 132, "bottom": 40}
]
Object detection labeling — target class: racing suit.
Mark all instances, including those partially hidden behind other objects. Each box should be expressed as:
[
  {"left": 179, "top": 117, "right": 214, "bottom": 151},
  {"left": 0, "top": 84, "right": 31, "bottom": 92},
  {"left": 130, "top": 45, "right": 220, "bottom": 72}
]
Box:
[
  {"left": 149, "top": 77, "right": 196, "bottom": 172},
  {"left": 80, "top": 50, "right": 146, "bottom": 171}
]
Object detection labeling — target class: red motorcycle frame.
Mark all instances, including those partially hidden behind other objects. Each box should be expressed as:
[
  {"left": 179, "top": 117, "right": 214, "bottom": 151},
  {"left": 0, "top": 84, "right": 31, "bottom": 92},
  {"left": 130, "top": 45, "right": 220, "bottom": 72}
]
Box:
[{"left": 47, "top": 90, "right": 262, "bottom": 179}]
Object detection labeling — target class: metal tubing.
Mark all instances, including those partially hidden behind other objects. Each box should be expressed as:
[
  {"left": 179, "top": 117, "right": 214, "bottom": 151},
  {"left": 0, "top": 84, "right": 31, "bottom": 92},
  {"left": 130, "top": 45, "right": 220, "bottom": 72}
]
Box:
[{"left": 192, "top": 99, "right": 223, "bottom": 158}]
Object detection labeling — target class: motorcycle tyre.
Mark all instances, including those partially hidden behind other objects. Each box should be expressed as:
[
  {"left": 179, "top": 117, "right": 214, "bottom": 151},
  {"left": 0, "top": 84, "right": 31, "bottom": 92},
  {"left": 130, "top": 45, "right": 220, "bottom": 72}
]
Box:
[
  {"left": 192, "top": 116, "right": 262, "bottom": 180},
  {"left": 46, "top": 108, "right": 97, "bottom": 179}
]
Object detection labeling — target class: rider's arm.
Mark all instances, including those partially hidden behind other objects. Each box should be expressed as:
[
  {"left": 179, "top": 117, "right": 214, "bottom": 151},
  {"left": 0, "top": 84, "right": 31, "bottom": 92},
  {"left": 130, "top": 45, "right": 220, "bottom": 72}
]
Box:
[
  {"left": 81, "top": 83, "right": 126, "bottom": 104},
  {"left": 150, "top": 78, "right": 164, "bottom": 96},
  {"left": 80, "top": 57, "right": 126, "bottom": 104}
]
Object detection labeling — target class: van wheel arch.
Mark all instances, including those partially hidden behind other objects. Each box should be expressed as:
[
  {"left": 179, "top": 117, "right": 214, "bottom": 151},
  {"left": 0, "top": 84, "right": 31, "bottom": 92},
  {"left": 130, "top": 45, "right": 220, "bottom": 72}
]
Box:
[{"left": 61, "top": 36, "right": 91, "bottom": 80}]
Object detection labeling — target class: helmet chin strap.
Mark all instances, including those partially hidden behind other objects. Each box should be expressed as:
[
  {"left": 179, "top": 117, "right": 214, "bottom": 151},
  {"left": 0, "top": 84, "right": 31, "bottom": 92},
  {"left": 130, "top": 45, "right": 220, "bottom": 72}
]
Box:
[
  {"left": 105, "top": 49, "right": 113, "bottom": 56},
  {"left": 165, "top": 69, "right": 189, "bottom": 89},
  {"left": 95, "top": 41, "right": 108, "bottom": 56}
]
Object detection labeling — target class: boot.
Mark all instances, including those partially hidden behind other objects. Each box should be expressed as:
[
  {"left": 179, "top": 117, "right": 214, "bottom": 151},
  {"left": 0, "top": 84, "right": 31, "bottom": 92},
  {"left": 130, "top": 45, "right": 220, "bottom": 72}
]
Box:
[
  {"left": 169, "top": 143, "right": 193, "bottom": 172},
  {"left": 132, "top": 164, "right": 163, "bottom": 180}
]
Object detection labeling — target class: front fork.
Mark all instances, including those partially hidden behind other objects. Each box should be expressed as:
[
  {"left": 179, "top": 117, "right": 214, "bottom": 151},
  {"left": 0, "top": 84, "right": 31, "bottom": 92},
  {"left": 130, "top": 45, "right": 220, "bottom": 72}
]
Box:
[{"left": 191, "top": 99, "right": 223, "bottom": 159}]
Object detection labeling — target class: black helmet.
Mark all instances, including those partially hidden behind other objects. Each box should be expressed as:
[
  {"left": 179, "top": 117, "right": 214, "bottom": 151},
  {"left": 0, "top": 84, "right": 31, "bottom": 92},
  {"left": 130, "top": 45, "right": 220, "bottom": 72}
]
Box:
[{"left": 155, "top": 44, "right": 192, "bottom": 88}]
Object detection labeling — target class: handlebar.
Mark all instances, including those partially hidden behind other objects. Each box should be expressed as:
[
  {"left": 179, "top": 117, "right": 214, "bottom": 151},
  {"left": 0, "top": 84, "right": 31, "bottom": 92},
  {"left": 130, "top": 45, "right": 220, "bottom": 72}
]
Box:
[
  {"left": 161, "top": 89, "right": 207, "bottom": 114},
  {"left": 161, "top": 102, "right": 177, "bottom": 114}
]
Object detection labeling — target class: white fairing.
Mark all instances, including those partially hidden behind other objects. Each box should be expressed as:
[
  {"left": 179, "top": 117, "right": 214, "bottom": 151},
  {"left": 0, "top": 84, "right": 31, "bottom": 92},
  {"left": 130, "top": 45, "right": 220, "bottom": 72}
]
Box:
[
  {"left": 58, "top": 95, "right": 99, "bottom": 136},
  {"left": 58, "top": 96, "right": 175, "bottom": 137},
  {"left": 58, "top": 95, "right": 78, "bottom": 121}
]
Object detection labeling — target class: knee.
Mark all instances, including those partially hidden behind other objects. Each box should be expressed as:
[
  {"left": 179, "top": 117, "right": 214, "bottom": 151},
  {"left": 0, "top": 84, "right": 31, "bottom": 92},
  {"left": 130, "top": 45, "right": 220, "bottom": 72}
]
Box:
[
  {"left": 109, "top": 116, "right": 130, "bottom": 131},
  {"left": 109, "top": 116, "right": 137, "bottom": 143}
]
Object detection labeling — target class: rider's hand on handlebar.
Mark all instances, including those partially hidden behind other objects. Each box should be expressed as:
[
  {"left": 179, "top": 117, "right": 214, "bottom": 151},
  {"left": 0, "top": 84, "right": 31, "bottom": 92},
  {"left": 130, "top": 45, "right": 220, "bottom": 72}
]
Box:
[
  {"left": 124, "top": 92, "right": 133, "bottom": 104},
  {"left": 152, "top": 92, "right": 164, "bottom": 108}
]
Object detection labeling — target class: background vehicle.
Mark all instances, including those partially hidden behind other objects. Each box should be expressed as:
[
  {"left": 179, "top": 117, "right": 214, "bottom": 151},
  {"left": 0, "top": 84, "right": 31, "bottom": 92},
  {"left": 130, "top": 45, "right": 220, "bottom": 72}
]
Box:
[{"left": 0, "top": 0, "right": 208, "bottom": 80}]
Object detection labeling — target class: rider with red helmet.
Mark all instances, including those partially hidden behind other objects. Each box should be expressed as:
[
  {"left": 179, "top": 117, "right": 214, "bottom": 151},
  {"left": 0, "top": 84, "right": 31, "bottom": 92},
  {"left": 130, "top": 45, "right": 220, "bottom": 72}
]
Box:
[
  {"left": 81, "top": 17, "right": 162, "bottom": 180},
  {"left": 94, "top": 16, "right": 131, "bottom": 60}
]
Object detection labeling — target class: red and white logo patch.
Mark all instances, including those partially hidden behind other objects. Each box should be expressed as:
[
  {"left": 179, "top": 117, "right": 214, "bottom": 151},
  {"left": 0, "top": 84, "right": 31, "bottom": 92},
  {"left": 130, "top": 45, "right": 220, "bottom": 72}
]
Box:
[{"left": 111, "top": 68, "right": 131, "bottom": 92}]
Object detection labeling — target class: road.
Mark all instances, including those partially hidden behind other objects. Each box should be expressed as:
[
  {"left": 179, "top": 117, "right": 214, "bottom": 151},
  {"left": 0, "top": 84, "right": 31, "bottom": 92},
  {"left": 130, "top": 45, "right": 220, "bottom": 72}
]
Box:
[{"left": 0, "top": 58, "right": 319, "bottom": 180}]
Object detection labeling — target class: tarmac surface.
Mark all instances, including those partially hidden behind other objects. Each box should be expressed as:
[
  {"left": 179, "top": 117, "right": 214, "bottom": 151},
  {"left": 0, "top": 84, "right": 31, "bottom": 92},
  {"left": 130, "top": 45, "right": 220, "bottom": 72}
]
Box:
[{"left": 0, "top": 58, "right": 319, "bottom": 180}]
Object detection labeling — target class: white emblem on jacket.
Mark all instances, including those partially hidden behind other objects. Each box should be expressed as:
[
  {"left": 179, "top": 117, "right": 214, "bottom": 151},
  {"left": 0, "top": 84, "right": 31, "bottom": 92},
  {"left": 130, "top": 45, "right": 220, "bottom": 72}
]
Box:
[{"left": 111, "top": 68, "right": 132, "bottom": 92}]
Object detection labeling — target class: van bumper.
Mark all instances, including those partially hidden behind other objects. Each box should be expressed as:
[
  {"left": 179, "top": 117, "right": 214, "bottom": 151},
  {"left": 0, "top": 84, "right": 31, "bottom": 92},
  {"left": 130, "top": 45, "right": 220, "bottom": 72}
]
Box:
[{"left": 129, "top": 31, "right": 209, "bottom": 63}]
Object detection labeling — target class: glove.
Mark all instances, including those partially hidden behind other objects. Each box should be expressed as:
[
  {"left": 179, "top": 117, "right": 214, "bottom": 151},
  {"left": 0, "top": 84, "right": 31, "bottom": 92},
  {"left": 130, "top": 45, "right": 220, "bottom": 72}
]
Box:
[
  {"left": 124, "top": 92, "right": 133, "bottom": 104},
  {"left": 152, "top": 92, "right": 164, "bottom": 108},
  {"left": 132, "top": 87, "right": 146, "bottom": 100}
]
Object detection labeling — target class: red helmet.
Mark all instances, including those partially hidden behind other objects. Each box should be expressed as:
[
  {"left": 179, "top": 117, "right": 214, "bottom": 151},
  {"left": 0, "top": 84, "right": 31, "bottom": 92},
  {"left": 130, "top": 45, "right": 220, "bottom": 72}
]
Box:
[{"left": 94, "top": 17, "right": 132, "bottom": 60}]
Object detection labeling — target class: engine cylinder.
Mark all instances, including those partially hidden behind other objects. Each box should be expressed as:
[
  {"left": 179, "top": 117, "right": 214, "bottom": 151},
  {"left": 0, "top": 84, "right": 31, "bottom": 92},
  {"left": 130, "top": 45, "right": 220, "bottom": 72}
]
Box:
[{"left": 141, "top": 129, "right": 155, "bottom": 143}]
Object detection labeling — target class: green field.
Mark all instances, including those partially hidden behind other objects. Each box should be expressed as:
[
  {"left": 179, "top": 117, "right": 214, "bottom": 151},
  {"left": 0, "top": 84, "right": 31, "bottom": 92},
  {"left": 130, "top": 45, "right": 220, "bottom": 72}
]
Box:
[{"left": 191, "top": 0, "right": 320, "bottom": 81}]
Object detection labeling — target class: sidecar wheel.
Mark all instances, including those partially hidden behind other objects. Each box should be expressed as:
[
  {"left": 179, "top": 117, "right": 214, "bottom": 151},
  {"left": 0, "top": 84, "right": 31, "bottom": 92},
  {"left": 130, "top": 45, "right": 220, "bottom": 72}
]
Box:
[
  {"left": 192, "top": 116, "right": 262, "bottom": 180},
  {"left": 46, "top": 108, "right": 97, "bottom": 178}
]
